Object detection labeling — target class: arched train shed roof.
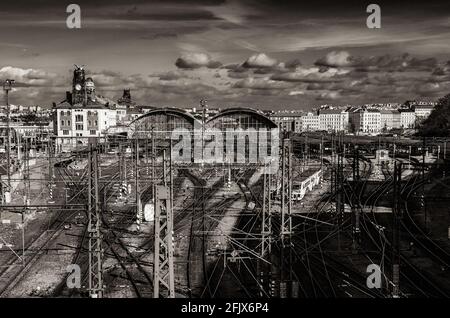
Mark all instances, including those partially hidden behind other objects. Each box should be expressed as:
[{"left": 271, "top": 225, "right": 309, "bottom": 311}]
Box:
[
  {"left": 130, "top": 107, "right": 200, "bottom": 126},
  {"left": 206, "top": 107, "right": 277, "bottom": 128}
]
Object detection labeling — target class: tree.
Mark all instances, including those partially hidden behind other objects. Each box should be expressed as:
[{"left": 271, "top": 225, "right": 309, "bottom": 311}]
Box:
[{"left": 418, "top": 94, "right": 450, "bottom": 136}]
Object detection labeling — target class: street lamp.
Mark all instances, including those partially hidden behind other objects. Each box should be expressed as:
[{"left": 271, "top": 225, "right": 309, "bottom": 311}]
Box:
[{"left": 3, "top": 79, "right": 15, "bottom": 194}]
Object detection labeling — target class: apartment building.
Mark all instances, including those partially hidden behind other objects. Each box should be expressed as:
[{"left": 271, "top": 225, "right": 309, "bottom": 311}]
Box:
[
  {"left": 301, "top": 112, "right": 319, "bottom": 132},
  {"left": 269, "top": 112, "right": 303, "bottom": 132},
  {"left": 399, "top": 109, "right": 416, "bottom": 129},
  {"left": 318, "top": 109, "right": 349, "bottom": 132},
  {"left": 380, "top": 109, "right": 401, "bottom": 131},
  {"left": 349, "top": 108, "right": 381, "bottom": 134}
]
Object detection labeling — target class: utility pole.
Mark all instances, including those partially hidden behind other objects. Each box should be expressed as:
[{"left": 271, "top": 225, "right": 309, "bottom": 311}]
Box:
[
  {"left": 352, "top": 146, "right": 360, "bottom": 252},
  {"left": 336, "top": 148, "right": 342, "bottom": 251},
  {"left": 200, "top": 99, "right": 206, "bottom": 166},
  {"left": 135, "top": 137, "right": 142, "bottom": 229},
  {"left": 87, "top": 138, "right": 103, "bottom": 298},
  {"left": 280, "top": 137, "right": 292, "bottom": 298},
  {"left": 320, "top": 136, "right": 324, "bottom": 170},
  {"left": 153, "top": 150, "right": 175, "bottom": 298},
  {"left": 3, "top": 79, "right": 15, "bottom": 194},
  {"left": 151, "top": 126, "right": 155, "bottom": 199},
  {"left": 422, "top": 137, "right": 426, "bottom": 181},
  {"left": 422, "top": 138, "right": 427, "bottom": 231},
  {"left": 444, "top": 141, "right": 447, "bottom": 160},
  {"left": 48, "top": 137, "right": 55, "bottom": 204},
  {"left": 124, "top": 143, "right": 127, "bottom": 186},
  {"left": 23, "top": 138, "right": 31, "bottom": 207},
  {"left": 304, "top": 134, "right": 308, "bottom": 165},
  {"left": 261, "top": 169, "right": 272, "bottom": 257},
  {"left": 259, "top": 167, "right": 272, "bottom": 297},
  {"left": 392, "top": 162, "right": 402, "bottom": 298},
  {"left": 145, "top": 136, "right": 149, "bottom": 176}
]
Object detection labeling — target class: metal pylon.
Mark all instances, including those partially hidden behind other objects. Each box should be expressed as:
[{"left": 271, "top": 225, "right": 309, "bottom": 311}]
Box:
[
  {"left": 280, "top": 137, "right": 292, "bottom": 298},
  {"left": 261, "top": 169, "right": 272, "bottom": 257},
  {"left": 153, "top": 150, "right": 175, "bottom": 298},
  {"left": 258, "top": 166, "right": 273, "bottom": 297},
  {"left": 392, "top": 162, "right": 402, "bottom": 298},
  {"left": 135, "top": 137, "right": 142, "bottom": 228},
  {"left": 87, "top": 138, "right": 103, "bottom": 298},
  {"left": 280, "top": 137, "right": 292, "bottom": 240}
]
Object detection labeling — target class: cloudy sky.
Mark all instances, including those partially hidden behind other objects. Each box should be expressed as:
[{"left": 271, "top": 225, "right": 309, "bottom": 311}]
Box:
[{"left": 1, "top": 0, "right": 450, "bottom": 109}]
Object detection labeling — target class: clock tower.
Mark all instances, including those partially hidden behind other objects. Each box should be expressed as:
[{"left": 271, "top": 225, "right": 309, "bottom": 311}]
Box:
[{"left": 72, "top": 65, "right": 86, "bottom": 105}]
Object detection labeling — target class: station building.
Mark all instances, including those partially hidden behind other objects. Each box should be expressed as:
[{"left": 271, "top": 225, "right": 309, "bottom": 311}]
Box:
[{"left": 54, "top": 66, "right": 117, "bottom": 152}]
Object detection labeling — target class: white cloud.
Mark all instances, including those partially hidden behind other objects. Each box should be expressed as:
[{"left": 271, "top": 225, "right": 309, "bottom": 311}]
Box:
[
  {"left": 319, "top": 91, "right": 341, "bottom": 99},
  {"left": 271, "top": 66, "right": 349, "bottom": 82},
  {"left": 316, "top": 51, "right": 352, "bottom": 67},
  {"left": 243, "top": 53, "right": 278, "bottom": 68},
  {"left": 0, "top": 66, "right": 60, "bottom": 86}
]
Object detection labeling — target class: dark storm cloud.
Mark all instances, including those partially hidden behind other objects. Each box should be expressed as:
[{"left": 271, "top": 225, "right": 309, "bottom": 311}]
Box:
[
  {"left": 232, "top": 77, "right": 292, "bottom": 90},
  {"left": 284, "top": 59, "right": 302, "bottom": 69},
  {"left": 432, "top": 61, "right": 450, "bottom": 76},
  {"left": 157, "top": 71, "right": 190, "bottom": 81},
  {"left": 226, "top": 70, "right": 250, "bottom": 79},
  {"left": 139, "top": 33, "right": 178, "bottom": 40},
  {"left": 315, "top": 51, "right": 438, "bottom": 72},
  {"left": 175, "top": 53, "right": 222, "bottom": 69}
]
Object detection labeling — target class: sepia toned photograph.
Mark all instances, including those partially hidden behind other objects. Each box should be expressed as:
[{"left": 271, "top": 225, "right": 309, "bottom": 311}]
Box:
[{"left": 0, "top": 0, "right": 449, "bottom": 306}]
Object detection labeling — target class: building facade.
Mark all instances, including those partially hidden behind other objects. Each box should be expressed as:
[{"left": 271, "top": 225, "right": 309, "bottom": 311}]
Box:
[
  {"left": 349, "top": 108, "right": 381, "bottom": 134},
  {"left": 269, "top": 112, "right": 303, "bottom": 132},
  {"left": 56, "top": 106, "right": 117, "bottom": 152},
  {"left": 300, "top": 112, "right": 319, "bottom": 131},
  {"left": 380, "top": 109, "right": 400, "bottom": 131},
  {"left": 54, "top": 66, "right": 117, "bottom": 152},
  {"left": 318, "top": 109, "right": 349, "bottom": 132},
  {"left": 399, "top": 109, "right": 416, "bottom": 129},
  {"left": 414, "top": 104, "right": 434, "bottom": 125}
]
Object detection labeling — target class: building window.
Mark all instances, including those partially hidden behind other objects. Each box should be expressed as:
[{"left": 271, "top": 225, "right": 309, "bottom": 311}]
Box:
[
  {"left": 63, "top": 130, "right": 69, "bottom": 135},
  {"left": 61, "top": 120, "right": 65, "bottom": 126},
  {"left": 75, "top": 115, "right": 83, "bottom": 122},
  {"left": 76, "top": 123, "right": 83, "bottom": 130},
  {"left": 68, "top": 120, "right": 71, "bottom": 126},
  {"left": 90, "top": 130, "right": 97, "bottom": 135}
]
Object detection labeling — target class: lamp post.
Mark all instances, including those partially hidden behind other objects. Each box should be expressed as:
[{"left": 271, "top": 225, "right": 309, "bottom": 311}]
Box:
[{"left": 3, "top": 79, "right": 15, "bottom": 194}]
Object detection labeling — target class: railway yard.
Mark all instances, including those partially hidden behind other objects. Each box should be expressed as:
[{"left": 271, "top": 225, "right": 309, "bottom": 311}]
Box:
[{"left": 0, "top": 130, "right": 449, "bottom": 298}]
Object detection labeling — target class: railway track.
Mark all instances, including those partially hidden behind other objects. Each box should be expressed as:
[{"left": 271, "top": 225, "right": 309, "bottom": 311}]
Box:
[
  {"left": 101, "top": 208, "right": 154, "bottom": 297},
  {"left": 0, "top": 208, "right": 79, "bottom": 297},
  {"left": 359, "top": 156, "right": 450, "bottom": 297}
]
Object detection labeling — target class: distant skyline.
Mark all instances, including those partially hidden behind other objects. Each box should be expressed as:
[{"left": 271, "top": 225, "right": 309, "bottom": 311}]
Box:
[{"left": 1, "top": 0, "right": 450, "bottom": 109}]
